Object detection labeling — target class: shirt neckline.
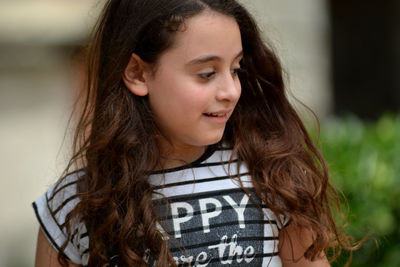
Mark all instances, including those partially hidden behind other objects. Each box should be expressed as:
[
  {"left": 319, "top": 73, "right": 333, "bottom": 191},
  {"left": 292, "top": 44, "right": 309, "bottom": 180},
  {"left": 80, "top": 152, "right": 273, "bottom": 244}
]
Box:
[{"left": 151, "top": 143, "right": 219, "bottom": 174}]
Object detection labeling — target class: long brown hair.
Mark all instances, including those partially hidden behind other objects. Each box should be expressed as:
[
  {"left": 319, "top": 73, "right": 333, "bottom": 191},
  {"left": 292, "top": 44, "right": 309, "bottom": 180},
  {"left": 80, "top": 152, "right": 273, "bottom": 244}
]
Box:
[{"left": 55, "top": 0, "right": 354, "bottom": 266}]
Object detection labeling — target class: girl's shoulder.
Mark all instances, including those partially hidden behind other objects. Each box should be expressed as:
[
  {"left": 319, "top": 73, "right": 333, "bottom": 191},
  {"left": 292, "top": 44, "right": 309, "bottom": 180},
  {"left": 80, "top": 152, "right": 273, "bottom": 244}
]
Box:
[
  {"left": 32, "top": 171, "right": 89, "bottom": 265},
  {"left": 37, "top": 171, "right": 83, "bottom": 217}
]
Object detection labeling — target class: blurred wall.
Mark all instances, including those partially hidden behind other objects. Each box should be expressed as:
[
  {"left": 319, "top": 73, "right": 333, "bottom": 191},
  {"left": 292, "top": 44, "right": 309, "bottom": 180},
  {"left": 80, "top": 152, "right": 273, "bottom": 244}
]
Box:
[
  {"left": 0, "top": 0, "right": 331, "bottom": 266},
  {"left": 329, "top": 0, "right": 400, "bottom": 120},
  {"left": 0, "top": 1, "right": 102, "bottom": 266},
  {"left": 241, "top": 0, "right": 332, "bottom": 119}
]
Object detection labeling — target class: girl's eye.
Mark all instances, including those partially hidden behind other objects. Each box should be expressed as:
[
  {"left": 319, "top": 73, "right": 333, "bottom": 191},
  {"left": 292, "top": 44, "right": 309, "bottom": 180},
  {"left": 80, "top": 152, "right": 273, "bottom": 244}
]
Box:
[
  {"left": 231, "top": 67, "right": 242, "bottom": 76},
  {"left": 198, "top": 72, "right": 216, "bottom": 80}
]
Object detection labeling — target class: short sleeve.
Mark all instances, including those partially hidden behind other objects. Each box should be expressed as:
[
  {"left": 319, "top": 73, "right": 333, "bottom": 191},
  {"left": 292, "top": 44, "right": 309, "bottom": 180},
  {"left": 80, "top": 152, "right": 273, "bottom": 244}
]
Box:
[{"left": 32, "top": 174, "right": 89, "bottom": 265}]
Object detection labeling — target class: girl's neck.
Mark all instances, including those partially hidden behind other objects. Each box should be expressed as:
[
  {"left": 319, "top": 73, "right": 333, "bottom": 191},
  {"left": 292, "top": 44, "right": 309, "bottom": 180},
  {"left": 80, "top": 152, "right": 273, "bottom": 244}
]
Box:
[{"left": 157, "top": 142, "right": 207, "bottom": 170}]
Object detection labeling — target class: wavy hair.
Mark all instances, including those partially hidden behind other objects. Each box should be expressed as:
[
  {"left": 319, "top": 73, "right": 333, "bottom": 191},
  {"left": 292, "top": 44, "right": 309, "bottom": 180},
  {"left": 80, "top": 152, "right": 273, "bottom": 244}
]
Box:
[{"left": 54, "top": 0, "right": 355, "bottom": 266}]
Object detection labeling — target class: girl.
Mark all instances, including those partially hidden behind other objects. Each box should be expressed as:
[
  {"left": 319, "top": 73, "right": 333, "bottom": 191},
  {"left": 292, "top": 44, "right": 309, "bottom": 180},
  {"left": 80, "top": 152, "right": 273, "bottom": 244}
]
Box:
[{"left": 33, "top": 0, "right": 354, "bottom": 266}]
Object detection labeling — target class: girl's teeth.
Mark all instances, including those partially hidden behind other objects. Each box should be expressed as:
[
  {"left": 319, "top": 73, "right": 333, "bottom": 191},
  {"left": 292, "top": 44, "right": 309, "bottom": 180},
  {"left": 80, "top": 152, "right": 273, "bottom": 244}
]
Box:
[{"left": 207, "top": 113, "right": 224, "bottom": 117}]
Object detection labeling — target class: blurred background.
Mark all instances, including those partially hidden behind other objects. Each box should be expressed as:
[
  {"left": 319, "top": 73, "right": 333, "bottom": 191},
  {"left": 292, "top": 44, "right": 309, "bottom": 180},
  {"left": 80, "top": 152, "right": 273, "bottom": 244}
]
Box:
[{"left": 0, "top": 0, "right": 398, "bottom": 266}]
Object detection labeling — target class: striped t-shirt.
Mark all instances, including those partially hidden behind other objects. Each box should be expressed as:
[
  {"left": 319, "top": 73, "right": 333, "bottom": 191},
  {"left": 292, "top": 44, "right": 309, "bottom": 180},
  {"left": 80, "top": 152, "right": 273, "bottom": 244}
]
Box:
[{"left": 32, "top": 146, "right": 287, "bottom": 266}]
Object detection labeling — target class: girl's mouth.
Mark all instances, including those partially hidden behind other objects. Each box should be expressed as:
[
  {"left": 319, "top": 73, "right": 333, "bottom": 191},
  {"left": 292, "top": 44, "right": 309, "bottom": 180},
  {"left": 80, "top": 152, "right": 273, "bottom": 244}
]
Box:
[{"left": 203, "top": 112, "right": 226, "bottom": 117}]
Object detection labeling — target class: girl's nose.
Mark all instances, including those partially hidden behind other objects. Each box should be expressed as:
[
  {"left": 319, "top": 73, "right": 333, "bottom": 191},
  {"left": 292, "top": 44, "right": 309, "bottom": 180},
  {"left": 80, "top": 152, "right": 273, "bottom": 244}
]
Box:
[{"left": 215, "top": 72, "right": 241, "bottom": 102}]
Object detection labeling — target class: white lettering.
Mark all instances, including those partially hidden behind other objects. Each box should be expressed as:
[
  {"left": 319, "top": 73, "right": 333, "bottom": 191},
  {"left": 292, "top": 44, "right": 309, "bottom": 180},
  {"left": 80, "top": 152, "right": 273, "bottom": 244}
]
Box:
[
  {"left": 199, "top": 198, "right": 222, "bottom": 233},
  {"left": 223, "top": 194, "right": 249, "bottom": 229},
  {"left": 208, "top": 234, "right": 255, "bottom": 264},
  {"left": 170, "top": 202, "right": 193, "bottom": 238},
  {"left": 244, "top": 246, "right": 255, "bottom": 263},
  {"left": 196, "top": 252, "right": 211, "bottom": 267},
  {"left": 209, "top": 235, "right": 230, "bottom": 263},
  {"left": 180, "top": 255, "right": 194, "bottom": 265},
  {"left": 172, "top": 234, "right": 255, "bottom": 266},
  {"left": 228, "top": 234, "right": 243, "bottom": 263},
  {"left": 172, "top": 252, "right": 211, "bottom": 267}
]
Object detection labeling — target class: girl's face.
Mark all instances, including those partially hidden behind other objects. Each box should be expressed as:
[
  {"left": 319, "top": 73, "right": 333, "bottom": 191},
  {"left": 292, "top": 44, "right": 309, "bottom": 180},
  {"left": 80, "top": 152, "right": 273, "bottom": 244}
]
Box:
[{"left": 145, "top": 11, "right": 243, "bottom": 156}]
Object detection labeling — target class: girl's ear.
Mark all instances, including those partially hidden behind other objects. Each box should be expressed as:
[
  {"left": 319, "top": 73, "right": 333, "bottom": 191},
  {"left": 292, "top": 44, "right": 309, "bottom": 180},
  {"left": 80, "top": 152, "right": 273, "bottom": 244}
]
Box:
[{"left": 122, "top": 53, "right": 149, "bottom": 96}]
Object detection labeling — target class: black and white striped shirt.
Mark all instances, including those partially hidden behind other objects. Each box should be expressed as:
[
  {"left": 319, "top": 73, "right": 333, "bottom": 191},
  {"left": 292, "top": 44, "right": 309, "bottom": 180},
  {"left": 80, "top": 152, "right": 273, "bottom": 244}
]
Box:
[{"left": 32, "top": 146, "right": 287, "bottom": 266}]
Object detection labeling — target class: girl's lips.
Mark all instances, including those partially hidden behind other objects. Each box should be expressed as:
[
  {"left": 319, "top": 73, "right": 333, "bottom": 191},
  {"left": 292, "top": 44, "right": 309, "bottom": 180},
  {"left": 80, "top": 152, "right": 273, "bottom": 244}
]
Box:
[
  {"left": 203, "top": 109, "right": 232, "bottom": 116},
  {"left": 202, "top": 109, "right": 232, "bottom": 123},
  {"left": 203, "top": 113, "right": 229, "bottom": 123},
  {"left": 204, "top": 112, "right": 227, "bottom": 117}
]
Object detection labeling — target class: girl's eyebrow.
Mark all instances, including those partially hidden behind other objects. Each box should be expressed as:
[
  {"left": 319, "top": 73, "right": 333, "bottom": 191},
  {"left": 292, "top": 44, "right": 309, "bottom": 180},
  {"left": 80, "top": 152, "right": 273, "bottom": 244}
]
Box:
[{"left": 186, "top": 50, "right": 243, "bottom": 66}]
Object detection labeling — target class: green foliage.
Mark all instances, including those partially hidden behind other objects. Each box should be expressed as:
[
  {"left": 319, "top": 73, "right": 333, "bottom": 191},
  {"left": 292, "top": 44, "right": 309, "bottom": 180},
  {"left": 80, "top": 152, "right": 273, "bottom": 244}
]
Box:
[{"left": 318, "top": 114, "right": 400, "bottom": 266}]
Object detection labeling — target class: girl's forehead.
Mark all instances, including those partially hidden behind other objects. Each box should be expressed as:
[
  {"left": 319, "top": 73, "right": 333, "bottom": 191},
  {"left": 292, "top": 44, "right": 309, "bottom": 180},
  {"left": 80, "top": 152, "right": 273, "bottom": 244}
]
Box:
[{"left": 161, "top": 11, "right": 242, "bottom": 64}]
